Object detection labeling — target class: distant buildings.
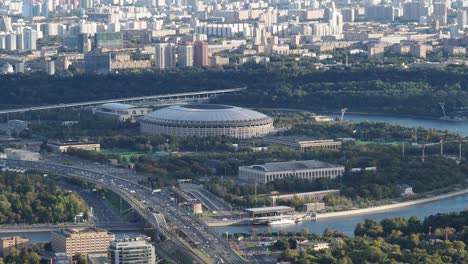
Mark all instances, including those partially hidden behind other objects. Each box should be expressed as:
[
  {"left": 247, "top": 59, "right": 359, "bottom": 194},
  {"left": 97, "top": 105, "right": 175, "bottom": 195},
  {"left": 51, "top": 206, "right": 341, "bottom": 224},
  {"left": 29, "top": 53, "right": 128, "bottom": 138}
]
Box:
[
  {"left": 93, "top": 103, "right": 151, "bottom": 122},
  {"left": 4, "top": 148, "right": 40, "bottom": 161},
  {"left": 239, "top": 160, "right": 345, "bottom": 184},
  {"left": 154, "top": 43, "right": 176, "bottom": 69},
  {"left": 0, "top": 236, "right": 29, "bottom": 257},
  {"left": 178, "top": 41, "right": 194, "bottom": 67},
  {"left": 108, "top": 236, "right": 156, "bottom": 264},
  {"left": 84, "top": 51, "right": 112, "bottom": 74},
  {"left": 366, "top": 5, "right": 395, "bottom": 22},
  {"left": 47, "top": 140, "right": 101, "bottom": 152},
  {"left": 263, "top": 136, "right": 342, "bottom": 152},
  {"left": 95, "top": 32, "right": 123, "bottom": 50},
  {"left": 194, "top": 41, "right": 209, "bottom": 66},
  {"left": 51, "top": 227, "right": 115, "bottom": 257}
]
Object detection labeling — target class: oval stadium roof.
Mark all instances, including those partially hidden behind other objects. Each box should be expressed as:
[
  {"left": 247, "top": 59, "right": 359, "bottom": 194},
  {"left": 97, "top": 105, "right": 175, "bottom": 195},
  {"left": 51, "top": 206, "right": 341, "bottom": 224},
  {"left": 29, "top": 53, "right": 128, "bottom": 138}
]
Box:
[{"left": 142, "top": 104, "right": 272, "bottom": 126}]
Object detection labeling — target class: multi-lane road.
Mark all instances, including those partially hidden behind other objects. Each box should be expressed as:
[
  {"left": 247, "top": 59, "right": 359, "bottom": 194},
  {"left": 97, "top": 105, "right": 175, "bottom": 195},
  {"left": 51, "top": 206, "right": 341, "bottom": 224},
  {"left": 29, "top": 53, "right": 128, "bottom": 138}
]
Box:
[
  {"left": 0, "top": 158, "right": 244, "bottom": 264},
  {"left": 0, "top": 87, "right": 246, "bottom": 115}
]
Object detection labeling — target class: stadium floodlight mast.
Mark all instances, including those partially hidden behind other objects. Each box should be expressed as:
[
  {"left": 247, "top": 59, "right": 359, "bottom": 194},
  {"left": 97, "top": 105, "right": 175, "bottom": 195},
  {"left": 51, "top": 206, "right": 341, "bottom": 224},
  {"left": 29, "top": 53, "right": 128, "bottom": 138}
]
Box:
[
  {"left": 340, "top": 108, "right": 348, "bottom": 123},
  {"left": 440, "top": 139, "right": 444, "bottom": 156},
  {"left": 439, "top": 102, "right": 446, "bottom": 120},
  {"left": 419, "top": 144, "right": 427, "bottom": 163}
]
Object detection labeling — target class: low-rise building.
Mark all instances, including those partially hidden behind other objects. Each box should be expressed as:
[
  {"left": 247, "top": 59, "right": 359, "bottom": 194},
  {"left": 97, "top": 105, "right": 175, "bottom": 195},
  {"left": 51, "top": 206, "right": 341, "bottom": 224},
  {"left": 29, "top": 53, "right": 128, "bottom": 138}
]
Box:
[
  {"left": 396, "top": 184, "right": 414, "bottom": 196},
  {"left": 239, "top": 160, "right": 344, "bottom": 184},
  {"left": 51, "top": 227, "right": 115, "bottom": 257},
  {"left": 93, "top": 103, "right": 151, "bottom": 122},
  {"left": 0, "top": 236, "right": 29, "bottom": 257},
  {"left": 303, "top": 202, "right": 326, "bottom": 212},
  {"left": 47, "top": 141, "right": 101, "bottom": 153},
  {"left": 263, "top": 136, "right": 342, "bottom": 152},
  {"left": 7, "top": 119, "right": 29, "bottom": 133},
  {"left": 4, "top": 148, "right": 40, "bottom": 161},
  {"left": 245, "top": 206, "right": 295, "bottom": 218},
  {"left": 297, "top": 240, "right": 330, "bottom": 251},
  {"left": 271, "top": 190, "right": 340, "bottom": 205}
]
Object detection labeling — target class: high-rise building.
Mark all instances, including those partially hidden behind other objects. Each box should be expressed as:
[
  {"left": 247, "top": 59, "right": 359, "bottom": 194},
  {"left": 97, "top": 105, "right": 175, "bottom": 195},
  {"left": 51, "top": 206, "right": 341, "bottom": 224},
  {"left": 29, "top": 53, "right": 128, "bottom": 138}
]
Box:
[
  {"left": 108, "top": 236, "right": 156, "bottom": 264},
  {"left": 366, "top": 5, "right": 395, "bottom": 22},
  {"left": 16, "top": 33, "right": 24, "bottom": 50},
  {"left": 51, "top": 228, "right": 115, "bottom": 257},
  {"left": 0, "top": 16, "right": 13, "bottom": 32},
  {"left": 194, "top": 41, "right": 209, "bottom": 66},
  {"left": 79, "top": 0, "right": 93, "bottom": 9},
  {"left": 0, "top": 35, "right": 6, "bottom": 50},
  {"left": 84, "top": 51, "right": 112, "bottom": 74},
  {"left": 78, "top": 33, "right": 92, "bottom": 53},
  {"left": 0, "top": 236, "right": 29, "bottom": 257},
  {"left": 154, "top": 43, "right": 176, "bottom": 69},
  {"left": 457, "top": 9, "right": 467, "bottom": 29},
  {"left": 5, "top": 33, "right": 16, "bottom": 51},
  {"left": 432, "top": 1, "right": 448, "bottom": 25},
  {"left": 24, "top": 27, "right": 37, "bottom": 51},
  {"left": 45, "top": 60, "right": 55, "bottom": 75},
  {"left": 178, "top": 41, "right": 193, "bottom": 67},
  {"left": 403, "top": 1, "right": 430, "bottom": 21},
  {"left": 341, "top": 8, "right": 355, "bottom": 22}
]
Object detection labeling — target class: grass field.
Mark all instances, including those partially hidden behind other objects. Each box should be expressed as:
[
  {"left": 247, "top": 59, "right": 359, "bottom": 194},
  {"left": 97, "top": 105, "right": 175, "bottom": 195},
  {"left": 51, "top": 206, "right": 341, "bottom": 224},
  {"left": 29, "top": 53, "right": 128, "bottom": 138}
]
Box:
[
  {"left": 101, "top": 148, "right": 169, "bottom": 159},
  {"left": 355, "top": 140, "right": 403, "bottom": 146}
]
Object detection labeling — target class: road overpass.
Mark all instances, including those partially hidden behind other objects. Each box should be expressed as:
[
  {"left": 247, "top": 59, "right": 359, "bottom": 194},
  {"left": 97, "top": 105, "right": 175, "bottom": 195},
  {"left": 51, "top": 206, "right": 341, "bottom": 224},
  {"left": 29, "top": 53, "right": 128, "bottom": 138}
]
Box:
[
  {"left": 0, "top": 87, "right": 246, "bottom": 115},
  {"left": 0, "top": 159, "right": 244, "bottom": 264}
]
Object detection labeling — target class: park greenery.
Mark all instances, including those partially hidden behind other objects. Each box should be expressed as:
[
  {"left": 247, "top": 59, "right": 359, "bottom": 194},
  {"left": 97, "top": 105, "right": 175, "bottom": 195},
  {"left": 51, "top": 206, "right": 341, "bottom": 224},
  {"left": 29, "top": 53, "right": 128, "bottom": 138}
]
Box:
[
  {"left": 270, "top": 211, "right": 468, "bottom": 264},
  {"left": 56, "top": 114, "right": 468, "bottom": 207},
  {"left": 0, "top": 66, "right": 467, "bottom": 118},
  {"left": 0, "top": 248, "right": 42, "bottom": 264},
  {"left": 0, "top": 172, "right": 88, "bottom": 224}
]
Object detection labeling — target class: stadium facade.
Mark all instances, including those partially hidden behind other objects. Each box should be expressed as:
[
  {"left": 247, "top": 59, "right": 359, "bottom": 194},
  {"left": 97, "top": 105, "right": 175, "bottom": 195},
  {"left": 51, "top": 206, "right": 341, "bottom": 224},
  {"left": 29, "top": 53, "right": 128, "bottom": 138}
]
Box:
[{"left": 140, "top": 104, "right": 273, "bottom": 139}]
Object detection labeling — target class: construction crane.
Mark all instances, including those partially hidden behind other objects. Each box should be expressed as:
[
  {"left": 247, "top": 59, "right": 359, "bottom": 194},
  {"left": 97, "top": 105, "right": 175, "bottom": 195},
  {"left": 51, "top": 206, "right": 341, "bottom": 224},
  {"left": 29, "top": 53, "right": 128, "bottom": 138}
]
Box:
[{"left": 418, "top": 144, "right": 427, "bottom": 163}]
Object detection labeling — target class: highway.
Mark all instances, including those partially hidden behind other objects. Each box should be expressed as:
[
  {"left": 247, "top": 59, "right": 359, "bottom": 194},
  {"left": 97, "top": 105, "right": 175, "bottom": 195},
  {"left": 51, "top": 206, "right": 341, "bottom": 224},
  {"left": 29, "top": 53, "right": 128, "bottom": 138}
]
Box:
[
  {"left": 179, "top": 184, "right": 232, "bottom": 213},
  {"left": 0, "top": 158, "right": 245, "bottom": 264},
  {"left": 0, "top": 87, "right": 246, "bottom": 115}
]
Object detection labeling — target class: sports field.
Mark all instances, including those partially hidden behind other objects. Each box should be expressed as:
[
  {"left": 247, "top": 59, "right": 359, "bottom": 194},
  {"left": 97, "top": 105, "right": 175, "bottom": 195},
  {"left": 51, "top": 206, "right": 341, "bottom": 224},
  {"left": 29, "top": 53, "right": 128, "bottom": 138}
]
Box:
[{"left": 101, "top": 148, "right": 169, "bottom": 159}]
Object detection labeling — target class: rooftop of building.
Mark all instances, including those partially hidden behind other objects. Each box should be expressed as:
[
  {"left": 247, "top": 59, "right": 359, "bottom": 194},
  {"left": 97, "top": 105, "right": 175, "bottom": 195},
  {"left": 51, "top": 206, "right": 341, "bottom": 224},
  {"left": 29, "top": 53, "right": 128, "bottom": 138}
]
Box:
[
  {"left": 48, "top": 140, "right": 99, "bottom": 146},
  {"left": 245, "top": 206, "right": 294, "bottom": 214},
  {"left": 243, "top": 160, "right": 342, "bottom": 172},
  {"left": 143, "top": 104, "right": 272, "bottom": 124},
  {"left": 98, "top": 102, "right": 138, "bottom": 110},
  {"left": 54, "top": 227, "right": 111, "bottom": 237}
]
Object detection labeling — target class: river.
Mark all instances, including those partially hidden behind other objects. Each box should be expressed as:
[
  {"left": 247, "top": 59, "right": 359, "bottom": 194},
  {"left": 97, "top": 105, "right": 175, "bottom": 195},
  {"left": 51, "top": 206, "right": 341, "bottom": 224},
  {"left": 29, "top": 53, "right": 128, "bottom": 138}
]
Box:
[
  {"left": 213, "top": 113, "right": 468, "bottom": 236},
  {"left": 329, "top": 113, "right": 468, "bottom": 136}
]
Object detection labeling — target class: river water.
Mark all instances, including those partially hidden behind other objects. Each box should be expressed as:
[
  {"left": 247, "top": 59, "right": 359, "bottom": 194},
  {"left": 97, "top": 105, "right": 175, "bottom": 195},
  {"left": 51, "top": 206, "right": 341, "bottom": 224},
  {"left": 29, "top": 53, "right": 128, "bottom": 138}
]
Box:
[
  {"left": 330, "top": 113, "right": 468, "bottom": 136},
  {"left": 213, "top": 113, "right": 468, "bottom": 236}
]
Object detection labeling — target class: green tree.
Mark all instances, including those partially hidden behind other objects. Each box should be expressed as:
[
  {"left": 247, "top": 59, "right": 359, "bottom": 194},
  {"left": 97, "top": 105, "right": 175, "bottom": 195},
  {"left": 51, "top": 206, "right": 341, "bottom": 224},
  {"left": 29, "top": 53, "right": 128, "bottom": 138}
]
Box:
[{"left": 75, "top": 253, "right": 88, "bottom": 264}]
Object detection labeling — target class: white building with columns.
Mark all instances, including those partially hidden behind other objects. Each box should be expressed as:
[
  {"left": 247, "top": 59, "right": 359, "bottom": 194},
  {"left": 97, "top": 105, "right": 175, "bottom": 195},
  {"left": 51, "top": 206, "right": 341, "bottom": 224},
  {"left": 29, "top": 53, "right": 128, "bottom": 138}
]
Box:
[{"left": 239, "top": 160, "right": 345, "bottom": 184}]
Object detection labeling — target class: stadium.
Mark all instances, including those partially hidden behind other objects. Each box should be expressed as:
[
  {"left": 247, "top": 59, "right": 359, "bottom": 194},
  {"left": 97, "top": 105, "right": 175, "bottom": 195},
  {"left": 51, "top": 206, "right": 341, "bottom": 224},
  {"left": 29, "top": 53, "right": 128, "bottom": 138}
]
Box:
[{"left": 140, "top": 104, "right": 273, "bottom": 139}]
